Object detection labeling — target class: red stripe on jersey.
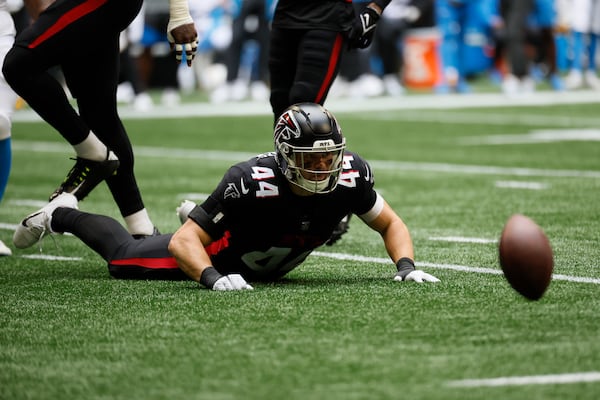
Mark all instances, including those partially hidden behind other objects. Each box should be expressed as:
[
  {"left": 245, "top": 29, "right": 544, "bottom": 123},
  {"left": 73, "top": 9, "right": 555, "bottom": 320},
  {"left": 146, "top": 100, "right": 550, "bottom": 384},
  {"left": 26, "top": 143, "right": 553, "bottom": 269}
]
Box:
[
  {"left": 205, "top": 231, "right": 231, "bottom": 256},
  {"left": 28, "top": 0, "right": 109, "bottom": 49},
  {"left": 315, "top": 33, "right": 344, "bottom": 103},
  {"left": 111, "top": 257, "right": 179, "bottom": 269}
]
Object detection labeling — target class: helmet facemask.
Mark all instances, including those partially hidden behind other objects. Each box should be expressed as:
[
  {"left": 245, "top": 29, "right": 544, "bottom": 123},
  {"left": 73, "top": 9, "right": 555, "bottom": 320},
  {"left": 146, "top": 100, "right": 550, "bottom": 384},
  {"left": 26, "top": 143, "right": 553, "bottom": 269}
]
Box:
[
  {"left": 278, "top": 139, "right": 345, "bottom": 193},
  {"left": 274, "top": 103, "right": 346, "bottom": 194}
]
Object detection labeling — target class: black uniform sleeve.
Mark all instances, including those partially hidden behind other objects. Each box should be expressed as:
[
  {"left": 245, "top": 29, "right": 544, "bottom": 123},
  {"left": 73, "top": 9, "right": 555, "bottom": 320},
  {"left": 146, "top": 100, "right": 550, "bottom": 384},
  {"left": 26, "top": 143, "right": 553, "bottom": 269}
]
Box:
[
  {"left": 187, "top": 163, "right": 246, "bottom": 240},
  {"left": 353, "top": 159, "right": 378, "bottom": 216},
  {"left": 188, "top": 196, "right": 227, "bottom": 240},
  {"left": 338, "top": 151, "right": 379, "bottom": 216}
]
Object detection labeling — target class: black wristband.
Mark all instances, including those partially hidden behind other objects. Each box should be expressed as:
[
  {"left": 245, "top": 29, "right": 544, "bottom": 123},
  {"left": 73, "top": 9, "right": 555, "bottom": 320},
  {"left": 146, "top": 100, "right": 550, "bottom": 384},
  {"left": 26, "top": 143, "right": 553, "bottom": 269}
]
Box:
[
  {"left": 395, "top": 257, "right": 415, "bottom": 279},
  {"left": 199, "top": 266, "right": 223, "bottom": 288}
]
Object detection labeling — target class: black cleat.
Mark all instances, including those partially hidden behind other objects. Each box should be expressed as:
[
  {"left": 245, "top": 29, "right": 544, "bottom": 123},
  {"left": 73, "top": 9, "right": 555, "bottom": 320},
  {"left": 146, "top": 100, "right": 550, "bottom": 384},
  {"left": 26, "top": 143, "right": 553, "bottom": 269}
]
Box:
[
  {"left": 50, "top": 151, "right": 119, "bottom": 201},
  {"left": 326, "top": 214, "right": 352, "bottom": 246}
]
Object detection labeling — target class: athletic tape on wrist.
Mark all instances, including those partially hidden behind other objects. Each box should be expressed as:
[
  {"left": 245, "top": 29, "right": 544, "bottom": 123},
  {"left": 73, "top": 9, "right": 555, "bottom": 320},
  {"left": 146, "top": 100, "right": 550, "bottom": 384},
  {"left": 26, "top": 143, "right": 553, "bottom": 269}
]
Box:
[
  {"left": 199, "top": 266, "right": 223, "bottom": 289},
  {"left": 395, "top": 257, "right": 415, "bottom": 279},
  {"left": 167, "top": 0, "right": 193, "bottom": 33}
]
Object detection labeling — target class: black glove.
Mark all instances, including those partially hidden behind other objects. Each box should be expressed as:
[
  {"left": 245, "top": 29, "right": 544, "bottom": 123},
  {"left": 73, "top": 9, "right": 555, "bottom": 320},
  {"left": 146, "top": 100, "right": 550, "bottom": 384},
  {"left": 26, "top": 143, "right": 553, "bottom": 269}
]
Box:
[{"left": 348, "top": 6, "right": 381, "bottom": 49}]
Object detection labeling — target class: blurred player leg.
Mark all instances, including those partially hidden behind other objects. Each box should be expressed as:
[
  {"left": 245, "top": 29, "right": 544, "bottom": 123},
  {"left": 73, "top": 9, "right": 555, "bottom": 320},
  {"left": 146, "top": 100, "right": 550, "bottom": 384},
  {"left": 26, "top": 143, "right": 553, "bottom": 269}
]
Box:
[
  {"left": 269, "top": 28, "right": 345, "bottom": 121},
  {"left": 62, "top": 34, "right": 154, "bottom": 236},
  {"left": 0, "top": 5, "right": 17, "bottom": 256},
  {"left": 2, "top": 0, "right": 155, "bottom": 236}
]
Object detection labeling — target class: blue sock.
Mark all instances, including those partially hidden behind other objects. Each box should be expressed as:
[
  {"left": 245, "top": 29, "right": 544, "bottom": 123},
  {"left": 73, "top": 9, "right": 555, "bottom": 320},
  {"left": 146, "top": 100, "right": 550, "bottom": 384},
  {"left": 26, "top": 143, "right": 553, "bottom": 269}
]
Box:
[
  {"left": 571, "top": 31, "right": 584, "bottom": 71},
  {"left": 0, "top": 137, "right": 11, "bottom": 202},
  {"left": 588, "top": 34, "right": 598, "bottom": 71}
]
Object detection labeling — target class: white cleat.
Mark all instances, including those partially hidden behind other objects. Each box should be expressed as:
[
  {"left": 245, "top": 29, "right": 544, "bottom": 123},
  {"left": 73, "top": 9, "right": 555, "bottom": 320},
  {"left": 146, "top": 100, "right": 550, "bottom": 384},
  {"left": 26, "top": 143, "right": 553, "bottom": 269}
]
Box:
[
  {"left": 565, "top": 70, "right": 583, "bottom": 90},
  {"left": 383, "top": 74, "right": 405, "bottom": 97},
  {"left": 584, "top": 70, "right": 600, "bottom": 90},
  {"left": 0, "top": 239, "right": 12, "bottom": 256},
  {"left": 250, "top": 81, "right": 270, "bottom": 101},
  {"left": 13, "top": 193, "right": 78, "bottom": 249},
  {"left": 176, "top": 200, "right": 197, "bottom": 224}
]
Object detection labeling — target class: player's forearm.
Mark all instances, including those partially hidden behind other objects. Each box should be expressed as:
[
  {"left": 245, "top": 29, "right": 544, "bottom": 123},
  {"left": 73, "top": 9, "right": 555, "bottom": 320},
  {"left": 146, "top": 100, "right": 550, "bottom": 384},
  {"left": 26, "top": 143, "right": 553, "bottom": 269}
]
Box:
[
  {"left": 382, "top": 219, "right": 414, "bottom": 264},
  {"left": 368, "top": 202, "right": 415, "bottom": 263},
  {"left": 168, "top": 223, "right": 214, "bottom": 282}
]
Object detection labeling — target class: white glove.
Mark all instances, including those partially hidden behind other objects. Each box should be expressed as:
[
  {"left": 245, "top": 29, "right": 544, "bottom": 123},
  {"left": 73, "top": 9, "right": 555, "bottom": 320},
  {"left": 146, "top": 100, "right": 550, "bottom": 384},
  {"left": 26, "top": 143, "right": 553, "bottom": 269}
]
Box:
[
  {"left": 212, "top": 274, "right": 254, "bottom": 291},
  {"left": 394, "top": 270, "right": 440, "bottom": 283},
  {"left": 176, "top": 200, "right": 197, "bottom": 224}
]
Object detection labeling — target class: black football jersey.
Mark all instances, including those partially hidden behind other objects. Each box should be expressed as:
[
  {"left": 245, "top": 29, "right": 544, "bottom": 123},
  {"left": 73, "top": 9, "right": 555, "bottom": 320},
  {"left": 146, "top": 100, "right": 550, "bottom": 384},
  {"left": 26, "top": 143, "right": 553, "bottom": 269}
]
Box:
[
  {"left": 272, "top": 0, "right": 355, "bottom": 31},
  {"left": 272, "top": 0, "right": 392, "bottom": 31},
  {"left": 188, "top": 151, "right": 378, "bottom": 280}
]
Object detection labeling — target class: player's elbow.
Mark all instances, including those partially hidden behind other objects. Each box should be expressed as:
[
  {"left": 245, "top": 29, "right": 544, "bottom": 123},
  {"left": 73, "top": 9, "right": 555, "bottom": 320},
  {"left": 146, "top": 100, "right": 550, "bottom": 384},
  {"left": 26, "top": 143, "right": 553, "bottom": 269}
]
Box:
[
  {"left": 168, "top": 228, "right": 188, "bottom": 257},
  {"left": 168, "top": 223, "right": 203, "bottom": 255}
]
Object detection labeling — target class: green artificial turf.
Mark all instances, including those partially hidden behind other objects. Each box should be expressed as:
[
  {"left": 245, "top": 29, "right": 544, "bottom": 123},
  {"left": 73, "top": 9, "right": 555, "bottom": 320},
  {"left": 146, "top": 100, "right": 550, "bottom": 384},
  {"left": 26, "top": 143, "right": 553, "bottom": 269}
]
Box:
[{"left": 1, "top": 98, "right": 599, "bottom": 400}]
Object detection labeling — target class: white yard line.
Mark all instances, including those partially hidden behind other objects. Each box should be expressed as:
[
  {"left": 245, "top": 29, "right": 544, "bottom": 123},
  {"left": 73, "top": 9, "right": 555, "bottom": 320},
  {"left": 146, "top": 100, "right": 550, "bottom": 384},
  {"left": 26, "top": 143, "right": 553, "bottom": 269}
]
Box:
[
  {"left": 372, "top": 111, "right": 600, "bottom": 127},
  {"left": 5, "top": 248, "right": 599, "bottom": 284},
  {"left": 11, "top": 140, "right": 600, "bottom": 179},
  {"left": 428, "top": 236, "right": 498, "bottom": 244},
  {"left": 11, "top": 90, "right": 600, "bottom": 122},
  {"left": 311, "top": 251, "right": 600, "bottom": 284},
  {"left": 494, "top": 181, "right": 550, "bottom": 190},
  {"left": 3, "top": 232, "right": 597, "bottom": 283},
  {"left": 20, "top": 254, "right": 82, "bottom": 261},
  {"left": 0, "top": 222, "right": 19, "bottom": 230},
  {"left": 447, "top": 371, "right": 600, "bottom": 387},
  {"left": 368, "top": 159, "right": 600, "bottom": 179},
  {"left": 461, "top": 129, "right": 600, "bottom": 144}
]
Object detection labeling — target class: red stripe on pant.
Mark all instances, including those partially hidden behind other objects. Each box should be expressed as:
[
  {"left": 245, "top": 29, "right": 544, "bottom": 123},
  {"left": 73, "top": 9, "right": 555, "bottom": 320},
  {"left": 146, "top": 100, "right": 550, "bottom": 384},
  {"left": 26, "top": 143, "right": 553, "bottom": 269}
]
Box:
[
  {"left": 28, "top": 0, "right": 109, "bottom": 49},
  {"left": 315, "top": 33, "right": 345, "bottom": 104},
  {"left": 111, "top": 257, "right": 179, "bottom": 269},
  {"left": 109, "top": 231, "right": 231, "bottom": 270}
]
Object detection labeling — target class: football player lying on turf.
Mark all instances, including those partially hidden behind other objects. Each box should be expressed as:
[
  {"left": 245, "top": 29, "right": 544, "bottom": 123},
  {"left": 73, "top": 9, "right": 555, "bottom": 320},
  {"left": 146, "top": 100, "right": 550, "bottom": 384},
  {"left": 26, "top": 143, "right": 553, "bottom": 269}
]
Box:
[{"left": 13, "top": 103, "right": 439, "bottom": 291}]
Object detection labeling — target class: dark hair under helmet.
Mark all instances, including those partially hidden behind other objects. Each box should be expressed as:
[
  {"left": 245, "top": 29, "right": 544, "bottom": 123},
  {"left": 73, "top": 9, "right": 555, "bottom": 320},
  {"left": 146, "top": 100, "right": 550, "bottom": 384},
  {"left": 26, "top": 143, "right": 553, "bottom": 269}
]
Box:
[{"left": 273, "top": 103, "right": 346, "bottom": 193}]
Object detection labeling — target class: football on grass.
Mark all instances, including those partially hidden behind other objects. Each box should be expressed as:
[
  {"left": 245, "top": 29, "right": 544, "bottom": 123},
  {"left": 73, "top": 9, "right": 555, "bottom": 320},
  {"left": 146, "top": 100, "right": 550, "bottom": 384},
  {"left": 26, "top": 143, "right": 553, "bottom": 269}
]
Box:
[{"left": 499, "top": 214, "right": 553, "bottom": 300}]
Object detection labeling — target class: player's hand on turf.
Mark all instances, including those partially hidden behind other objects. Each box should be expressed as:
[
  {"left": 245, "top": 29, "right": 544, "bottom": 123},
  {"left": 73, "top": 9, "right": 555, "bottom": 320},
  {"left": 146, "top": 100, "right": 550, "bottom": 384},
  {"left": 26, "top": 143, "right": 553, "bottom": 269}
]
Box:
[
  {"left": 167, "top": 23, "right": 198, "bottom": 66},
  {"left": 212, "top": 274, "right": 254, "bottom": 291},
  {"left": 348, "top": 5, "right": 380, "bottom": 49},
  {"left": 394, "top": 257, "right": 439, "bottom": 283},
  {"left": 394, "top": 270, "right": 440, "bottom": 283}
]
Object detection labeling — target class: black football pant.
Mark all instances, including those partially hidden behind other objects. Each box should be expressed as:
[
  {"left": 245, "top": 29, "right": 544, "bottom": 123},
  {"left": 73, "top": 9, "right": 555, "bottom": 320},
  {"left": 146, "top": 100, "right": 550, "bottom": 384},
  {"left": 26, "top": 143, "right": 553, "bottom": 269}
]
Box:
[
  {"left": 269, "top": 28, "right": 345, "bottom": 122},
  {"left": 2, "top": 0, "right": 146, "bottom": 218},
  {"left": 52, "top": 207, "right": 188, "bottom": 281},
  {"left": 499, "top": 0, "right": 535, "bottom": 78},
  {"left": 225, "top": 0, "right": 270, "bottom": 83}
]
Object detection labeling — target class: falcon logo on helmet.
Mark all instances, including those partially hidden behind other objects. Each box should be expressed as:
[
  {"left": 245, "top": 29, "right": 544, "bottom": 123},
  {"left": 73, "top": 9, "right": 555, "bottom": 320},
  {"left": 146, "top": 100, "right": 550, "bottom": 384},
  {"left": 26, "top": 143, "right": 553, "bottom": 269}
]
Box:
[{"left": 274, "top": 110, "right": 301, "bottom": 141}]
